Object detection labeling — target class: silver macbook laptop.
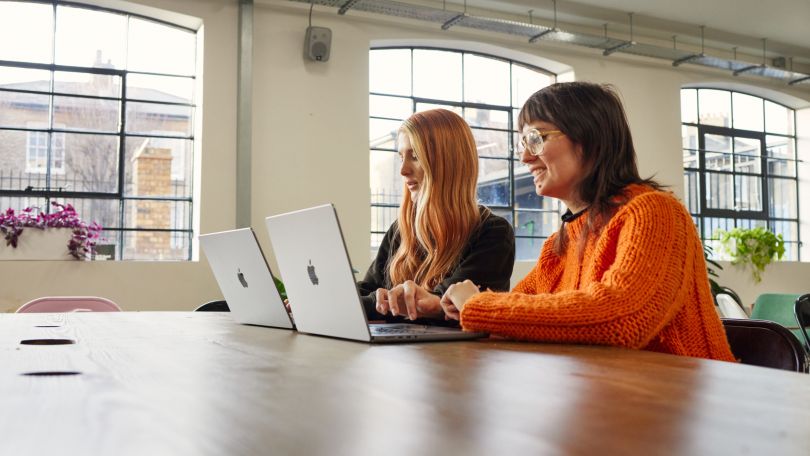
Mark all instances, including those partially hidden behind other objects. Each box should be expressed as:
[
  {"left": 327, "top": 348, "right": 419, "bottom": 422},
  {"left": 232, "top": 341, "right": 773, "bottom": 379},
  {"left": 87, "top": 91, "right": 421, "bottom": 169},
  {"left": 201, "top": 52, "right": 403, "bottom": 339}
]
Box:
[
  {"left": 264, "top": 204, "right": 488, "bottom": 343},
  {"left": 199, "top": 228, "right": 294, "bottom": 329}
]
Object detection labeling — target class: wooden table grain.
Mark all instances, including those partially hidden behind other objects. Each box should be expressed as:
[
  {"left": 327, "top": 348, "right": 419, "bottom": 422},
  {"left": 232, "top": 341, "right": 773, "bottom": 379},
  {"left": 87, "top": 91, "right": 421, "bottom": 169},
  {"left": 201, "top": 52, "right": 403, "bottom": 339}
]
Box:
[{"left": 1, "top": 312, "right": 808, "bottom": 456}]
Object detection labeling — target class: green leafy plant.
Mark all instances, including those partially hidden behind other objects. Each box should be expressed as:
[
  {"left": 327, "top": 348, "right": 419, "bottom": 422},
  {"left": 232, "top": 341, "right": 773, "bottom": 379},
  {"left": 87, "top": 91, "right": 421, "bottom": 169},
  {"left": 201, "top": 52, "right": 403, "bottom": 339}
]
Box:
[
  {"left": 273, "top": 276, "right": 287, "bottom": 301},
  {"left": 717, "top": 227, "right": 785, "bottom": 284},
  {"left": 703, "top": 242, "right": 745, "bottom": 307},
  {"left": 703, "top": 243, "right": 724, "bottom": 296}
]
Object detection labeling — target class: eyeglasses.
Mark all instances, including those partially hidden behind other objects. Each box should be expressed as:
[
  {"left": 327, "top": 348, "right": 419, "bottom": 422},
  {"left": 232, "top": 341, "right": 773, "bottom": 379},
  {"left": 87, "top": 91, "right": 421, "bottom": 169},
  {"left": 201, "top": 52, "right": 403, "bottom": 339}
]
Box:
[{"left": 515, "top": 129, "right": 564, "bottom": 158}]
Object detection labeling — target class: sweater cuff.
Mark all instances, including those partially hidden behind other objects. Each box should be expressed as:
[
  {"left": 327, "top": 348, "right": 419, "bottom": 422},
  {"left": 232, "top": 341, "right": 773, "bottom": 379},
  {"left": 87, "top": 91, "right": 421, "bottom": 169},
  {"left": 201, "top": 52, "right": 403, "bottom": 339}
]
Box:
[{"left": 460, "top": 291, "right": 501, "bottom": 331}]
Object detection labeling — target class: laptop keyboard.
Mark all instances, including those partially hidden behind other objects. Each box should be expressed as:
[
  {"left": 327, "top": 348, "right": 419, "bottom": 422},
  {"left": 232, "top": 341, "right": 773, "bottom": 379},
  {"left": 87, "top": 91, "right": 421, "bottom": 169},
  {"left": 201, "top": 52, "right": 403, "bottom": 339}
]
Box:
[{"left": 370, "top": 324, "right": 439, "bottom": 335}]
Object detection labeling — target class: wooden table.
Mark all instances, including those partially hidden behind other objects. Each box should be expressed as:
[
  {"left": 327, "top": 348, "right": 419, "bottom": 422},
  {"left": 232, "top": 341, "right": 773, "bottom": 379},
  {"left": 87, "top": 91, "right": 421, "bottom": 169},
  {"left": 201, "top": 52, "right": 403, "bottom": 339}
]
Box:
[{"left": 1, "top": 312, "right": 809, "bottom": 455}]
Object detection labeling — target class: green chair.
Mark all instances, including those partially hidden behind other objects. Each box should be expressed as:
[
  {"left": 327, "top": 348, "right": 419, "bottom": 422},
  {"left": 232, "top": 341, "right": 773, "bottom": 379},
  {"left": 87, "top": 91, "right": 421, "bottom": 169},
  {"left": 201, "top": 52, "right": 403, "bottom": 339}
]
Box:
[
  {"left": 795, "top": 294, "right": 810, "bottom": 352},
  {"left": 751, "top": 293, "right": 803, "bottom": 344}
]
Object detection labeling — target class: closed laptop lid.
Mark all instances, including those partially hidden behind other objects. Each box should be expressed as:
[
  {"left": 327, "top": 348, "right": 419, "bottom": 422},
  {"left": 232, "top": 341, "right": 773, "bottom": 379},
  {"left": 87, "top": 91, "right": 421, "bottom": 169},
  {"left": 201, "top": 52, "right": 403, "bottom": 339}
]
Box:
[
  {"left": 265, "top": 204, "right": 371, "bottom": 342},
  {"left": 199, "top": 228, "right": 294, "bottom": 329}
]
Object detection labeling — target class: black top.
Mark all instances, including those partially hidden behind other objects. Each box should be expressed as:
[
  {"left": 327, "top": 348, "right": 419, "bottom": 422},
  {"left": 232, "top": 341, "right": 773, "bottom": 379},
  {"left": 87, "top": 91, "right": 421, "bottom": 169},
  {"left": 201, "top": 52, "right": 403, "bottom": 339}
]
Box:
[{"left": 356, "top": 207, "right": 515, "bottom": 325}]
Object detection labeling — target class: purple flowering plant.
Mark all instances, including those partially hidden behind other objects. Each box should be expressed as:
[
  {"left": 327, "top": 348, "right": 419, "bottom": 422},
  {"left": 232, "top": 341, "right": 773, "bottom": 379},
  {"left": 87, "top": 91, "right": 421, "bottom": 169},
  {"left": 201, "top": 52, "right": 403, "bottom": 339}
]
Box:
[{"left": 0, "top": 202, "right": 103, "bottom": 260}]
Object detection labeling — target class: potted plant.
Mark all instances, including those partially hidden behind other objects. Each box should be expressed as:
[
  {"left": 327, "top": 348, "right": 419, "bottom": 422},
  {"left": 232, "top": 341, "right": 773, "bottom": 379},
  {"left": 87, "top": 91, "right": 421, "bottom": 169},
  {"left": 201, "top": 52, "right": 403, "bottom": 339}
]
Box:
[
  {"left": 716, "top": 227, "right": 785, "bottom": 284},
  {"left": 703, "top": 242, "right": 745, "bottom": 308},
  {"left": 703, "top": 243, "right": 724, "bottom": 296},
  {"left": 0, "top": 202, "right": 102, "bottom": 260}
]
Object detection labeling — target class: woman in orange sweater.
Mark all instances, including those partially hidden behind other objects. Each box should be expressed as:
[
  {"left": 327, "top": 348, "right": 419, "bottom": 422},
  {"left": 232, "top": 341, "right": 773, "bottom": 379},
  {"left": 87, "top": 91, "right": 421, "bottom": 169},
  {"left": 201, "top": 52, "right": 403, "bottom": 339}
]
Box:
[{"left": 440, "top": 82, "right": 735, "bottom": 362}]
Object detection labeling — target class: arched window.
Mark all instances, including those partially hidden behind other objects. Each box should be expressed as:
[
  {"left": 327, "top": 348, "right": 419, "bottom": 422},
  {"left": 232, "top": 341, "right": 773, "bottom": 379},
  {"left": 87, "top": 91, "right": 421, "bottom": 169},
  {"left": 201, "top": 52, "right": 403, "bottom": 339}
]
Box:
[
  {"left": 369, "top": 47, "right": 556, "bottom": 261},
  {"left": 681, "top": 88, "right": 799, "bottom": 260},
  {"left": 0, "top": 1, "right": 198, "bottom": 260}
]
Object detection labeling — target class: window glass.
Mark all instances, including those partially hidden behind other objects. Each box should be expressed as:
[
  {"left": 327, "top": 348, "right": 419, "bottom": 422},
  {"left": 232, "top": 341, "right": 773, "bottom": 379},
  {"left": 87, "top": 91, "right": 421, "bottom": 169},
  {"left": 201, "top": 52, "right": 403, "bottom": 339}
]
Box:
[
  {"left": 370, "top": 49, "right": 411, "bottom": 96},
  {"left": 465, "top": 107, "right": 509, "bottom": 130},
  {"left": 0, "top": 66, "right": 50, "bottom": 89},
  {"left": 413, "top": 49, "right": 462, "bottom": 102},
  {"left": 765, "top": 101, "right": 793, "bottom": 135},
  {"left": 54, "top": 71, "right": 122, "bottom": 98},
  {"left": 463, "top": 54, "right": 509, "bottom": 106},
  {"left": 369, "top": 150, "right": 402, "bottom": 207},
  {"left": 734, "top": 175, "right": 762, "bottom": 211},
  {"left": 766, "top": 135, "right": 795, "bottom": 177},
  {"left": 732, "top": 92, "right": 763, "bottom": 131},
  {"left": 515, "top": 237, "right": 543, "bottom": 261},
  {"left": 25, "top": 131, "right": 51, "bottom": 173},
  {"left": 733, "top": 137, "right": 760, "bottom": 174},
  {"left": 0, "top": 2, "right": 53, "bottom": 63},
  {"left": 58, "top": 197, "right": 120, "bottom": 228},
  {"left": 121, "top": 228, "right": 190, "bottom": 260},
  {"left": 683, "top": 170, "right": 699, "bottom": 213},
  {"left": 370, "top": 95, "right": 412, "bottom": 120},
  {"left": 515, "top": 210, "right": 559, "bottom": 238},
  {"left": 415, "top": 102, "right": 462, "bottom": 115},
  {"left": 472, "top": 128, "right": 510, "bottom": 159},
  {"left": 54, "top": 96, "right": 120, "bottom": 133},
  {"left": 369, "top": 118, "right": 401, "bottom": 151},
  {"left": 735, "top": 219, "right": 767, "bottom": 231},
  {"left": 127, "top": 17, "right": 196, "bottom": 75},
  {"left": 768, "top": 178, "right": 797, "bottom": 219},
  {"left": 477, "top": 158, "right": 510, "bottom": 206},
  {"left": 705, "top": 173, "right": 734, "bottom": 210},
  {"left": 55, "top": 5, "right": 127, "bottom": 69},
  {"left": 125, "top": 102, "right": 193, "bottom": 136},
  {"left": 62, "top": 133, "right": 119, "bottom": 192},
  {"left": 0, "top": 91, "right": 50, "bottom": 128},
  {"left": 698, "top": 89, "right": 731, "bottom": 127},
  {"left": 704, "top": 134, "right": 732, "bottom": 171},
  {"left": 772, "top": 220, "right": 798, "bottom": 241},
  {"left": 127, "top": 74, "right": 194, "bottom": 104},
  {"left": 704, "top": 217, "right": 734, "bottom": 239},
  {"left": 680, "top": 89, "right": 698, "bottom": 124},
  {"left": 124, "top": 136, "right": 192, "bottom": 197},
  {"left": 371, "top": 206, "right": 399, "bottom": 234},
  {"left": 682, "top": 125, "right": 698, "bottom": 168},
  {"left": 512, "top": 64, "right": 553, "bottom": 108}
]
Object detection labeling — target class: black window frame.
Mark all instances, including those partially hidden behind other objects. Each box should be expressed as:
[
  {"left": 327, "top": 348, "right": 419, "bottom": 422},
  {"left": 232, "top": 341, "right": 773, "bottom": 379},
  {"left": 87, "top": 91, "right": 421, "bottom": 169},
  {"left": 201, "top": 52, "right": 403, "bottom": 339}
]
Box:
[
  {"left": 0, "top": 1, "right": 197, "bottom": 260},
  {"left": 368, "top": 46, "right": 558, "bottom": 260},
  {"left": 682, "top": 88, "right": 800, "bottom": 261}
]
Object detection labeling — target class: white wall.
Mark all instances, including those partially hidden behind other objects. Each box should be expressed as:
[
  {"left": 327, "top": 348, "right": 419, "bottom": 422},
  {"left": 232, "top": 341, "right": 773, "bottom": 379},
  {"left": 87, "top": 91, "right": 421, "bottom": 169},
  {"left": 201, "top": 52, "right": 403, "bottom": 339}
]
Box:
[{"left": 2, "top": 0, "right": 809, "bottom": 312}]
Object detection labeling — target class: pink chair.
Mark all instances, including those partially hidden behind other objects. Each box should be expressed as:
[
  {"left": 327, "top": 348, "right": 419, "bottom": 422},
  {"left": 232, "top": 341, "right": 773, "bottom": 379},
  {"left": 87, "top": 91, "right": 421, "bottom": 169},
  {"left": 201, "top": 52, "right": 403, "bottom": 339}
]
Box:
[{"left": 16, "top": 296, "right": 122, "bottom": 313}]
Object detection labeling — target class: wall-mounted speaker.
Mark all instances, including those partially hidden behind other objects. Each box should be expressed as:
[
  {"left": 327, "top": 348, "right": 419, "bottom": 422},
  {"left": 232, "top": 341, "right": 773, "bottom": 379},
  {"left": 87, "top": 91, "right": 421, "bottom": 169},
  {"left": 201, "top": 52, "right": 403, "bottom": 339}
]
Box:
[{"left": 304, "top": 26, "right": 332, "bottom": 62}]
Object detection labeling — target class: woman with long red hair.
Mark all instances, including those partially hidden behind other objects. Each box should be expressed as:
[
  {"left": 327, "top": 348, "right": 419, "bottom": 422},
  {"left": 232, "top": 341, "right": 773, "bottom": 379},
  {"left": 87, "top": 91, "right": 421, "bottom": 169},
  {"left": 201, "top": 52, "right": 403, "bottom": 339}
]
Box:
[{"left": 358, "top": 108, "right": 515, "bottom": 322}]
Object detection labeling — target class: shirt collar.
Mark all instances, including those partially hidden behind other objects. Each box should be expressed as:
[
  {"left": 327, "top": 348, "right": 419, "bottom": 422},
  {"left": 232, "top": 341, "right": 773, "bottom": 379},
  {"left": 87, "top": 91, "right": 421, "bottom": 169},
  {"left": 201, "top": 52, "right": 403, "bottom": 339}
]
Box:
[{"left": 560, "top": 207, "right": 588, "bottom": 223}]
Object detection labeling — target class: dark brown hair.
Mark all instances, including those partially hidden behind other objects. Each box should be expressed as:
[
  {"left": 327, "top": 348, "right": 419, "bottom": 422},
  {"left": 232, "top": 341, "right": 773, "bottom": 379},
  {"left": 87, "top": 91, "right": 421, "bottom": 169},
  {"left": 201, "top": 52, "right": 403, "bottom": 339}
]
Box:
[{"left": 518, "top": 82, "right": 661, "bottom": 254}]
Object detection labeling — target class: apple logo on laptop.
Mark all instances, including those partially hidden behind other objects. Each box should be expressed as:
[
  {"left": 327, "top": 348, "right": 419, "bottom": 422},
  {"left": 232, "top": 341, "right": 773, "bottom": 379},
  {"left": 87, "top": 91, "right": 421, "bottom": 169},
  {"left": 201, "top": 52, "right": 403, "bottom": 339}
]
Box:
[
  {"left": 237, "top": 268, "right": 249, "bottom": 288},
  {"left": 307, "top": 260, "right": 319, "bottom": 285}
]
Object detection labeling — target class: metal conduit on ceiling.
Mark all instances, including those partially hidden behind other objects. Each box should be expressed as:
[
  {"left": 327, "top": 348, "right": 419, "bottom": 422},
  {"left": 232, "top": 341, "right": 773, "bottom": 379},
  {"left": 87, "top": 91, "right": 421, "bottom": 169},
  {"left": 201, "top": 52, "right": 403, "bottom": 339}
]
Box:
[{"left": 291, "top": 0, "right": 810, "bottom": 87}]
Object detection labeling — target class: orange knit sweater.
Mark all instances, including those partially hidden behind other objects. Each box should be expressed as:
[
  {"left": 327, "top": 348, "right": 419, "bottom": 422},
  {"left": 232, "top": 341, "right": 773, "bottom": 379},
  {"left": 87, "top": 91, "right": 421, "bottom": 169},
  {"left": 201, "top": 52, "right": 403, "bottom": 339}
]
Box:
[{"left": 461, "top": 184, "right": 735, "bottom": 362}]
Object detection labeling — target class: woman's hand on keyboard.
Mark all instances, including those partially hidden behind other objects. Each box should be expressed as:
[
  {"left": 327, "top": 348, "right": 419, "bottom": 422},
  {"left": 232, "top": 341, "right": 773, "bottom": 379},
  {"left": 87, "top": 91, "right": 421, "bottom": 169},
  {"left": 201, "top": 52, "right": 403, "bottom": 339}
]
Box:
[
  {"left": 387, "top": 281, "right": 442, "bottom": 320},
  {"left": 375, "top": 288, "right": 391, "bottom": 316}
]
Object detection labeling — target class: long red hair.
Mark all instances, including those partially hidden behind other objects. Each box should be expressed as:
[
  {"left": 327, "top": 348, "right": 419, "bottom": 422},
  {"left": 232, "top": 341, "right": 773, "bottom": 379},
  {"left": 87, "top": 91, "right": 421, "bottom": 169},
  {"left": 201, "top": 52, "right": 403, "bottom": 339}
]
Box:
[{"left": 388, "top": 109, "right": 481, "bottom": 289}]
